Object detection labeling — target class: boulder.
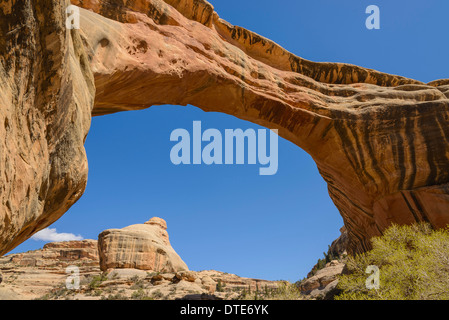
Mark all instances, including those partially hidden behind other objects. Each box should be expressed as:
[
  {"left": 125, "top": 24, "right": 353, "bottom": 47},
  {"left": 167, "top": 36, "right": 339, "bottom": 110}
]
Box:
[
  {"left": 300, "top": 262, "right": 345, "bottom": 293},
  {"left": 175, "top": 271, "right": 197, "bottom": 282},
  {"left": 309, "top": 279, "right": 340, "bottom": 300},
  {"left": 201, "top": 276, "right": 217, "bottom": 294}
]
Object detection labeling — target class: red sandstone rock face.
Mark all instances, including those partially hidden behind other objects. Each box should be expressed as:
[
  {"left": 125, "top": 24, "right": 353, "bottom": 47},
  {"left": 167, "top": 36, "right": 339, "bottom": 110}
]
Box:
[
  {"left": 1, "top": 0, "right": 449, "bottom": 255},
  {"left": 73, "top": 0, "right": 449, "bottom": 253},
  {"left": 0, "top": 0, "right": 95, "bottom": 255}
]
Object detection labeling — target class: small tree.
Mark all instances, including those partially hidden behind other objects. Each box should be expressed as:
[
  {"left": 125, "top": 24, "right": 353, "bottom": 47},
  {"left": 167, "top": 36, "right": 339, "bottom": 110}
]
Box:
[
  {"left": 216, "top": 279, "right": 224, "bottom": 292},
  {"left": 336, "top": 223, "right": 449, "bottom": 300}
]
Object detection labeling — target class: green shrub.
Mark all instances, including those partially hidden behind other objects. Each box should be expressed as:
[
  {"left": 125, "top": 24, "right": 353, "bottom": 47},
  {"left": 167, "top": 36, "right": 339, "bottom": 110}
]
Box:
[
  {"left": 151, "top": 289, "right": 164, "bottom": 299},
  {"left": 88, "top": 273, "right": 108, "bottom": 290},
  {"left": 130, "top": 276, "right": 145, "bottom": 290},
  {"left": 131, "top": 288, "right": 153, "bottom": 300},
  {"left": 216, "top": 279, "right": 225, "bottom": 292},
  {"left": 336, "top": 223, "right": 449, "bottom": 300}
]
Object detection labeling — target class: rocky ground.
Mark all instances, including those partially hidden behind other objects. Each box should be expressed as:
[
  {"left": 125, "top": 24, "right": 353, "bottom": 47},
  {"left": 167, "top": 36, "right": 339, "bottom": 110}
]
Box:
[
  {"left": 0, "top": 241, "right": 282, "bottom": 300},
  {"left": 0, "top": 257, "right": 346, "bottom": 301},
  {"left": 0, "top": 220, "right": 348, "bottom": 300},
  {"left": 0, "top": 242, "right": 346, "bottom": 301}
]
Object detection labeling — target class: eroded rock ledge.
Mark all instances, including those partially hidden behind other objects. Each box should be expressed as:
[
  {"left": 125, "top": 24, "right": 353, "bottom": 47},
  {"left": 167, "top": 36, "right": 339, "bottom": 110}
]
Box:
[{"left": 1, "top": 0, "right": 448, "bottom": 255}]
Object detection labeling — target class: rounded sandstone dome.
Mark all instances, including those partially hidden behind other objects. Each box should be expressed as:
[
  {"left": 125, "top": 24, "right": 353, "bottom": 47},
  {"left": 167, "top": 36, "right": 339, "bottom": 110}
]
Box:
[{"left": 144, "top": 217, "right": 167, "bottom": 230}]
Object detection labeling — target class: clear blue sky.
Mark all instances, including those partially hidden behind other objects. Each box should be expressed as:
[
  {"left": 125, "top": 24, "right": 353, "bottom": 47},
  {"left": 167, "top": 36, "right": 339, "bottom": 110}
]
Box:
[{"left": 10, "top": 0, "right": 449, "bottom": 282}]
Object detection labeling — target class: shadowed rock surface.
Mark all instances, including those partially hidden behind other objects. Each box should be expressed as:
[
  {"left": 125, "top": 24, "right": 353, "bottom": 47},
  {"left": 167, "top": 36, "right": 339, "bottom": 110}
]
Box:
[{"left": 0, "top": 0, "right": 448, "bottom": 255}]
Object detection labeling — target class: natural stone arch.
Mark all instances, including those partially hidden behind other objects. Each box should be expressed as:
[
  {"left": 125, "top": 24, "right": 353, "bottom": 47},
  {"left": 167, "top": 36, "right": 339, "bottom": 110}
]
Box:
[{"left": 1, "top": 0, "right": 448, "bottom": 255}]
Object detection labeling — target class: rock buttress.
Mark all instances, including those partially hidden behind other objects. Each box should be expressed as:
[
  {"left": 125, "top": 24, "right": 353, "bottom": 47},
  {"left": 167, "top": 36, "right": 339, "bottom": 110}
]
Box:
[{"left": 0, "top": 0, "right": 95, "bottom": 255}]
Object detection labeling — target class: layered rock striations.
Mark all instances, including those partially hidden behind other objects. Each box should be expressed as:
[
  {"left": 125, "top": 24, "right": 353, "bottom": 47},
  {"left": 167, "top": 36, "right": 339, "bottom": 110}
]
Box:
[
  {"left": 0, "top": 222, "right": 280, "bottom": 300},
  {"left": 0, "top": 239, "right": 100, "bottom": 299},
  {"left": 0, "top": 0, "right": 448, "bottom": 255},
  {"left": 2, "top": 240, "right": 99, "bottom": 268},
  {"left": 74, "top": 0, "right": 449, "bottom": 253},
  {"left": 98, "top": 217, "right": 188, "bottom": 272}
]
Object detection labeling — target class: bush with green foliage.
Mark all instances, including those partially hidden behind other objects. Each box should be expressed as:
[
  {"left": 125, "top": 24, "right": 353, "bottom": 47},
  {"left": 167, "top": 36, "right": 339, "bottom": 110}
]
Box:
[
  {"left": 88, "top": 273, "right": 108, "bottom": 290},
  {"left": 216, "top": 279, "right": 225, "bottom": 292},
  {"left": 131, "top": 288, "right": 153, "bottom": 300},
  {"left": 336, "top": 223, "right": 449, "bottom": 300}
]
